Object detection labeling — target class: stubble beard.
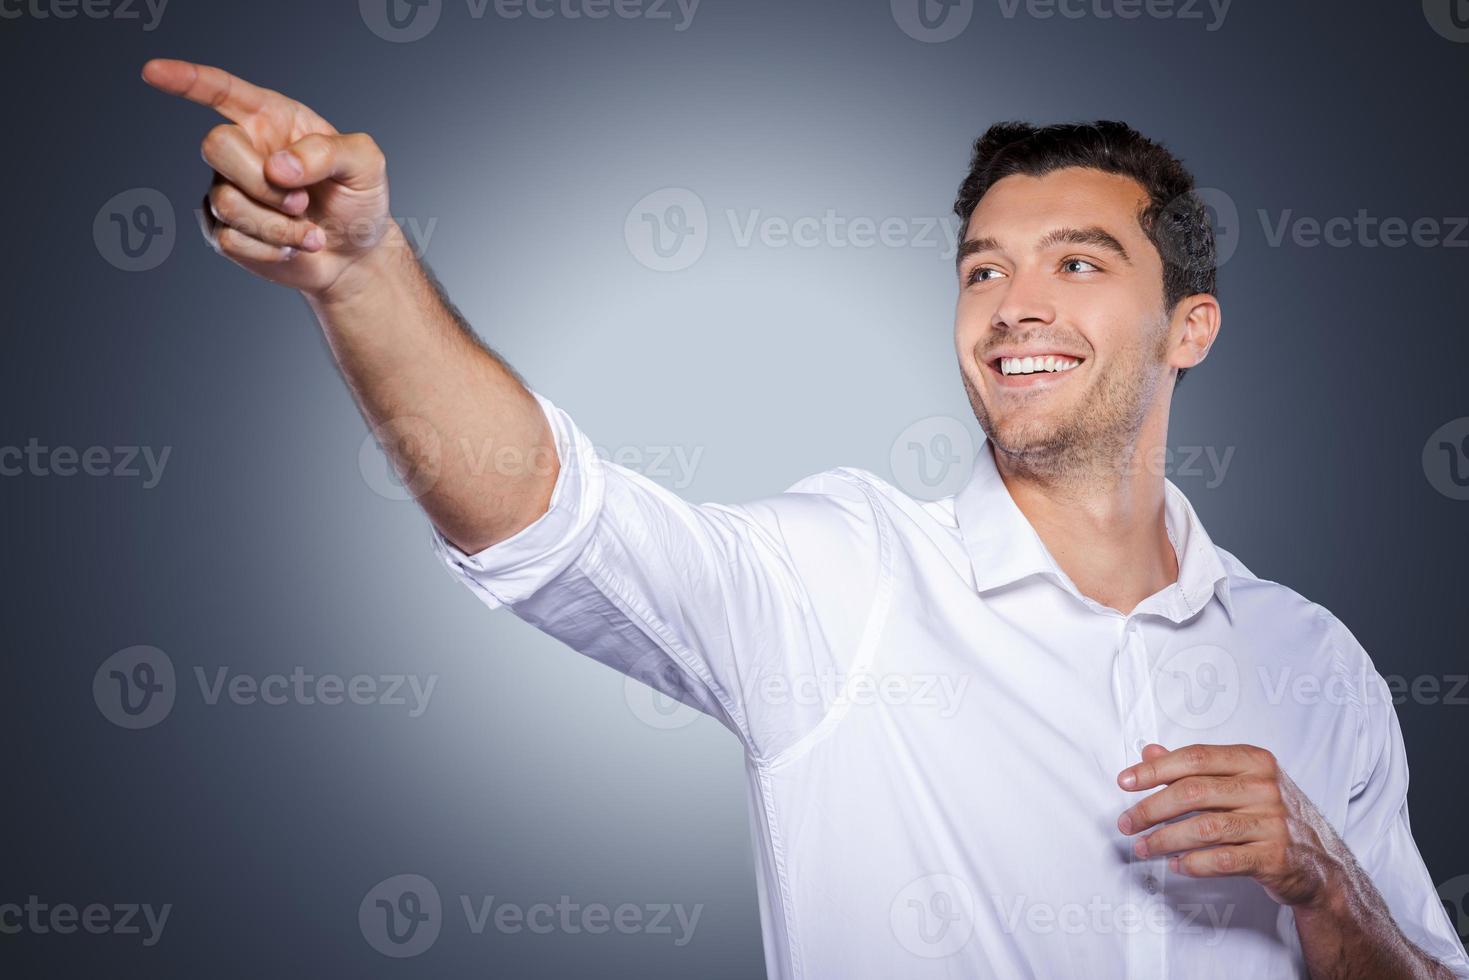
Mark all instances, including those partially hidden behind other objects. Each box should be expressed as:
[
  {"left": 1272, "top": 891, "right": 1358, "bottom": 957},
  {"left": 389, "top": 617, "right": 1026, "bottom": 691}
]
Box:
[{"left": 961, "top": 319, "right": 1172, "bottom": 490}]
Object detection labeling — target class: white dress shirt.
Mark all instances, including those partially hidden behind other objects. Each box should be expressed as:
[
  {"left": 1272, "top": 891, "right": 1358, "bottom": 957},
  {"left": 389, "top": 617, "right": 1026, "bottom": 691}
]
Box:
[{"left": 431, "top": 389, "right": 1469, "bottom": 979}]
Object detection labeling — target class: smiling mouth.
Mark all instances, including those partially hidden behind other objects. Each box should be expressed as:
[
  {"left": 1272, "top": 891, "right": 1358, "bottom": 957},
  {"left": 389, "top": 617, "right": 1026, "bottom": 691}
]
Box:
[{"left": 985, "top": 354, "right": 1086, "bottom": 386}]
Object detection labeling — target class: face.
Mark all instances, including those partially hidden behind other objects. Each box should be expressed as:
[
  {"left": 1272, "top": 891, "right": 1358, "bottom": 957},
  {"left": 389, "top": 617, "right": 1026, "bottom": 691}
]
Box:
[{"left": 954, "top": 167, "right": 1198, "bottom": 474}]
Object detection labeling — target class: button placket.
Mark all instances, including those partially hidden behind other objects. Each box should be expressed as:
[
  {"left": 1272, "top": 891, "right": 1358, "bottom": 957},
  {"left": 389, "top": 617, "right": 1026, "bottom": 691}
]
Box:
[{"left": 1118, "top": 618, "right": 1168, "bottom": 980}]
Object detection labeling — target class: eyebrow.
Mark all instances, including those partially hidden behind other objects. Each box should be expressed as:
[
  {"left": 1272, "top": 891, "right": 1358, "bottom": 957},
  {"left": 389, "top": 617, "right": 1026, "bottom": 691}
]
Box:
[{"left": 955, "top": 225, "right": 1133, "bottom": 272}]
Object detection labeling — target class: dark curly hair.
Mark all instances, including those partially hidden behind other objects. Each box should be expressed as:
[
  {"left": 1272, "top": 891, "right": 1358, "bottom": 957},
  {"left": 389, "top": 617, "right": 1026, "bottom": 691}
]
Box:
[{"left": 953, "top": 120, "right": 1216, "bottom": 385}]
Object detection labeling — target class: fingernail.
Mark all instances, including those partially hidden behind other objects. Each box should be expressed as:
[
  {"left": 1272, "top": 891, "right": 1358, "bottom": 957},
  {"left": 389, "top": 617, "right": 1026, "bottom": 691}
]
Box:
[
  {"left": 1134, "top": 837, "right": 1148, "bottom": 858},
  {"left": 1168, "top": 857, "right": 1180, "bottom": 873},
  {"left": 1117, "top": 813, "right": 1133, "bottom": 834},
  {"left": 270, "top": 151, "right": 303, "bottom": 180},
  {"left": 1119, "top": 770, "right": 1137, "bottom": 789},
  {"left": 282, "top": 190, "right": 309, "bottom": 214},
  {"left": 302, "top": 227, "right": 325, "bottom": 251}
]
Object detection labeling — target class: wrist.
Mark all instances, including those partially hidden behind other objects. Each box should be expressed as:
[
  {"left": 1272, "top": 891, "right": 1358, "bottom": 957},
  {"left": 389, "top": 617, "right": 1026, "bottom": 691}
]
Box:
[
  {"left": 305, "top": 219, "right": 413, "bottom": 310},
  {"left": 1292, "top": 863, "right": 1354, "bottom": 921}
]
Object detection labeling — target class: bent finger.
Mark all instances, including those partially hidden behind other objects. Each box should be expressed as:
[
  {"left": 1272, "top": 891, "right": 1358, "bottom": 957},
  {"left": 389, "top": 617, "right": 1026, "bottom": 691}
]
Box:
[{"left": 209, "top": 182, "right": 323, "bottom": 251}]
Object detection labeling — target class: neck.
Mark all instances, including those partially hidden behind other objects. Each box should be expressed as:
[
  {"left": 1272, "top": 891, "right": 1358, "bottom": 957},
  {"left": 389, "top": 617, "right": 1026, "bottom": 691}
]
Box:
[{"left": 990, "top": 410, "right": 1177, "bottom": 616}]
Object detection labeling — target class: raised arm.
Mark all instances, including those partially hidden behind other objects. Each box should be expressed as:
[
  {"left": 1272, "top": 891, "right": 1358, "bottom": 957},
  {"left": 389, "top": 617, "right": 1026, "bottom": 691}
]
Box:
[{"left": 142, "top": 58, "right": 553, "bottom": 554}]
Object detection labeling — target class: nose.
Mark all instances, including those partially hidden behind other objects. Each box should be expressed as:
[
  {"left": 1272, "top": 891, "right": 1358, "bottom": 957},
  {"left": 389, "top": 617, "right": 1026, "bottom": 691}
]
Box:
[{"left": 990, "top": 269, "right": 1057, "bottom": 332}]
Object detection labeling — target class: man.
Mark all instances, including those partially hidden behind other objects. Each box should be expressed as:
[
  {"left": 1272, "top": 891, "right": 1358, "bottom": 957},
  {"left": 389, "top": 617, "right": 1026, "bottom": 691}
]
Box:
[{"left": 143, "top": 57, "right": 1468, "bottom": 978}]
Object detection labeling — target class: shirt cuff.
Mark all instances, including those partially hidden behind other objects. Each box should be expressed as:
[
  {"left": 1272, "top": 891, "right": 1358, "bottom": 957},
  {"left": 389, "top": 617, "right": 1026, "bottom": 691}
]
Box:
[{"left": 430, "top": 388, "right": 605, "bottom": 610}]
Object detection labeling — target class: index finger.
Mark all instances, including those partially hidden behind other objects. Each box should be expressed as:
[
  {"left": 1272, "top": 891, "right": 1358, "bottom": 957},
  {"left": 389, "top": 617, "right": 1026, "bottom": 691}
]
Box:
[
  {"left": 1118, "top": 743, "right": 1258, "bottom": 791},
  {"left": 141, "top": 59, "right": 276, "bottom": 123}
]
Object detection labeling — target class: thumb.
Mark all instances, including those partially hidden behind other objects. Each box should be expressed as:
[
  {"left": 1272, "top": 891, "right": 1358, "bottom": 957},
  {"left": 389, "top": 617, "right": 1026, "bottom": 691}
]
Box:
[{"left": 265, "top": 132, "right": 386, "bottom": 190}]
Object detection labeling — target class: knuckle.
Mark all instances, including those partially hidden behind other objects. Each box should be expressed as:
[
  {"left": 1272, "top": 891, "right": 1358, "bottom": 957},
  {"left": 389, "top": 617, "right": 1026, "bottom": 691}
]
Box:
[
  {"left": 200, "top": 124, "right": 235, "bottom": 162},
  {"left": 295, "top": 133, "right": 331, "bottom": 160},
  {"left": 1197, "top": 815, "right": 1222, "bottom": 842},
  {"left": 1181, "top": 779, "right": 1206, "bottom": 804},
  {"left": 209, "top": 184, "right": 241, "bottom": 223},
  {"left": 1183, "top": 745, "right": 1208, "bottom": 770},
  {"left": 215, "top": 226, "right": 242, "bottom": 255}
]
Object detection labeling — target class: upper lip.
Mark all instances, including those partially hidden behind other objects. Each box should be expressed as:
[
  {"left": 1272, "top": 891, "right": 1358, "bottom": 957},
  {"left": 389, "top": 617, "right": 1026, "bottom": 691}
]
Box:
[{"left": 985, "top": 349, "right": 1087, "bottom": 368}]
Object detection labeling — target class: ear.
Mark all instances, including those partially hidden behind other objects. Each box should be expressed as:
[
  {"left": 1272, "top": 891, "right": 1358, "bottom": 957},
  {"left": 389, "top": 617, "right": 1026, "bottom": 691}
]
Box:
[{"left": 1168, "top": 293, "right": 1221, "bottom": 371}]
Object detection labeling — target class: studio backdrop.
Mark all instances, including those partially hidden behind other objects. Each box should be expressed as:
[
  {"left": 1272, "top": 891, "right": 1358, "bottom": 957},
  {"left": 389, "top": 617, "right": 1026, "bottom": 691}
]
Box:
[{"left": 3, "top": 1, "right": 1468, "bottom": 976}]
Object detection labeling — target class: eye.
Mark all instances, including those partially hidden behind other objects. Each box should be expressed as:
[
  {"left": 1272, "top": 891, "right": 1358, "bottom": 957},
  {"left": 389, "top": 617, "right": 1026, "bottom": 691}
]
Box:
[
  {"left": 966, "top": 265, "right": 1005, "bottom": 285},
  {"left": 1061, "top": 257, "right": 1100, "bottom": 274}
]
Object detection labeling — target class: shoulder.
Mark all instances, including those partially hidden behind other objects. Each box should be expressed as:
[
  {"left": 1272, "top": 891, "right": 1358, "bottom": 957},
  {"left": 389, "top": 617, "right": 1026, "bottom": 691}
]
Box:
[{"left": 1216, "top": 549, "right": 1388, "bottom": 715}]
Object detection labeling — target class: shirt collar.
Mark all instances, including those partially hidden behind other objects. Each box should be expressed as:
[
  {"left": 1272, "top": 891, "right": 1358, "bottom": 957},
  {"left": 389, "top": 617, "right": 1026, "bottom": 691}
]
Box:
[{"left": 953, "top": 436, "right": 1234, "bottom": 624}]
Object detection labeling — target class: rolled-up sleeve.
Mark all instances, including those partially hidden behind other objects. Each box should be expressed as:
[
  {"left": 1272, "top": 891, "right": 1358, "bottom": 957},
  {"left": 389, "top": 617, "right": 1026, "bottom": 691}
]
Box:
[
  {"left": 428, "top": 387, "right": 888, "bottom": 760},
  {"left": 430, "top": 388, "right": 604, "bottom": 610},
  {"left": 1337, "top": 635, "right": 1469, "bottom": 976}
]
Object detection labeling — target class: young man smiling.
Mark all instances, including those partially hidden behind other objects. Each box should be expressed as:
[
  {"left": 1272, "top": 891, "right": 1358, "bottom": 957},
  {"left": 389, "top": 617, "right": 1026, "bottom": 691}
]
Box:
[{"left": 144, "top": 58, "right": 1469, "bottom": 978}]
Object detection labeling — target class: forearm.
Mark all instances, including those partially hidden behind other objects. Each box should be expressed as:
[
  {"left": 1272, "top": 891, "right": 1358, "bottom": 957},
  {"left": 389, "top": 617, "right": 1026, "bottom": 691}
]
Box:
[
  {"left": 1293, "top": 856, "right": 1454, "bottom": 979},
  {"left": 305, "top": 221, "right": 557, "bottom": 553}
]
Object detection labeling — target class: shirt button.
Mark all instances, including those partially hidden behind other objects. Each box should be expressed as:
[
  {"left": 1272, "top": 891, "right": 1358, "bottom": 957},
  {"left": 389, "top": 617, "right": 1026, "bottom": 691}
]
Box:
[{"left": 1144, "top": 874, "right": 1159, "bottom": 895}]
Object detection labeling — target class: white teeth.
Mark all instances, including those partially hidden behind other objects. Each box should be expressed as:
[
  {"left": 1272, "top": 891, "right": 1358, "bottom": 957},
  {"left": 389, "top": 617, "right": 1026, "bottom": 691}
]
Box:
[{"left": 1000, "top": 356, "right": 1080, "bottom": 375}]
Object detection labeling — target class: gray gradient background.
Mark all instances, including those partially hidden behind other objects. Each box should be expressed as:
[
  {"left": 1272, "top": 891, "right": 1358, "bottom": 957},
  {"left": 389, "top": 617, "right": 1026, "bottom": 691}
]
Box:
[{"left": 3, "top": 0, "right": 1468, "bottom": 976}]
